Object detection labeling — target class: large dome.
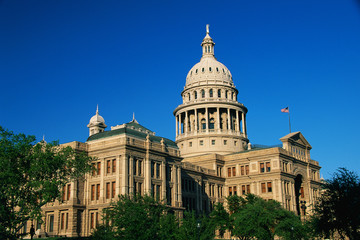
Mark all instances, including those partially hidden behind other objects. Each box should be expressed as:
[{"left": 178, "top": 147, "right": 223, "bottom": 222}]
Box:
[
  {"left": 185, "top": 57, "right": 233, "bottom": 87},
  {"left": 184, "top": 25, "right": 234, "bottom": 89}
]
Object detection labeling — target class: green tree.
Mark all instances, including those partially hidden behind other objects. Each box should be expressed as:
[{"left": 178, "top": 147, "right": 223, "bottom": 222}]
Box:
[
  {"left": 310, "top": 168, "right": 360, "bottom": 240},
  {"left": 177, "top": 211, "right": 215, "bottom": 240},
  {"left": 99, "top": 194, "right": 179, "bottom": 240},
  {"left": 225, "top": 194, "right": 307, "bottom": 240},
  {"left": 0, "top": 126, "right": 93, "bottom": 239},
  {"left": 209, "top": 202, "right": 230, "bottom": 237}
]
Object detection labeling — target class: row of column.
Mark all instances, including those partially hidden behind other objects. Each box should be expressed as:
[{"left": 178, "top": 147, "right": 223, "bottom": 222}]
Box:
[{"left": 176, "top": 107, "right": 246, "bottom": 137}]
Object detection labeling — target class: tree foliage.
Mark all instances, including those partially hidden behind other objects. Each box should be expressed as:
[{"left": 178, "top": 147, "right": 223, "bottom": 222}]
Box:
[
  {"left": 0, "top": 126, "right": 93, "bottom": 239},
  {"left": 95, "top": 194, "right": 216, "bottom": 240},
  {"left": 310, "top": 168, "right": 360, "bottom": 239},
  {"left": 211, "top": 194, "right": 308, "bottom": 240},
  {"left": 177, "top": 211, "right": 215, "bottom": 240},
  {"left": 100, "top": 194, "right": 179, "bottom": 240}
]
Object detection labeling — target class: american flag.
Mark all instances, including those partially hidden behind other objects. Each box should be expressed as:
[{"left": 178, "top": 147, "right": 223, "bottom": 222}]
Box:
[{"left": 281, "top": 107, "right": 289, "bottom": 113}]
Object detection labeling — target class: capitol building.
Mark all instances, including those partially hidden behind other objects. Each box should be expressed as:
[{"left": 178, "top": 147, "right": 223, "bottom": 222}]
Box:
[{"left": 31, "top": 26, "right": 322, "bottom": 237}]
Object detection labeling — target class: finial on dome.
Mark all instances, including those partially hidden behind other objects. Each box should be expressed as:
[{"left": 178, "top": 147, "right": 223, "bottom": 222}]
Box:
[
  {"left": 96, "top": 104, "right": 99, "bottom": 114},
  {"left": 131, "top": 112, "right": 139, "bottom": 123},
  {"left": 201, "top": 24, "right": 215, "bottom": 57}
]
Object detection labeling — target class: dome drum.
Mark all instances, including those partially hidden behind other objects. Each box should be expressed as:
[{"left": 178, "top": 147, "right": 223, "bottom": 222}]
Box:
[{"left": 174, "top": 25, "right": 249, "bottom": 158}]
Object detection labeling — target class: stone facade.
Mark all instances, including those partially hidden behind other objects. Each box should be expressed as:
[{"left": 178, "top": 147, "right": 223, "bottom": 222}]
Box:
[{"left": 22, "top": 26, "right": 322, "bottom": 238}]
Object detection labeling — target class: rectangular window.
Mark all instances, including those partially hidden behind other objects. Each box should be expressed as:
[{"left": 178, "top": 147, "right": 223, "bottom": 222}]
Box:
[
  {"left": 106, "top": 182, "right": 110, "bottom": 199},
  {"left": 229, "top": 187, "right": 232, "bottom": 196},
  {"left": 167, "top": 166, "right": 172, "bottom": 181},
  {"left": 228, "top": 168, "right": 231, "bottom": 177},
  {"left": 96, "top": 184, "right": 100, "bottom": 200},
  {"left": 260, "top": 163, "right": 265, "bottom": 173},
  {"left": 97, "top": 162, "right": 101, "bottom": 175},
  {"left": 61, "top": 213, "right": 65, "bottom": 229},
  {"left": 266, "top": 162, "right": 271, "bottom": 172},
  {"left": 66, "top": 213, "right": 68, "bottom": 229},
  {"left": 233, "top": 186, "right": 237, "bottom": 196},
  {"left": 232, "top": 167, "right": 236, "bottom": 177},
  {"left": 242, "top": 185, "right": 246, "bottom": 194},
  {"left": 96, "top": 212, "right": 98, "bottom": 227},
  {"left": 241, "top": 166, "right": 244, "bottom": 175},
  {"left": 49, "top": 215, "right": 54, "bottom": 232},
  {"left": 67, "top": 184, "right": 71, "bottom": 200},
  {"left": 156, "top": 185, "right": 161, "bottom": 200},
  {"left": 267, "top": 182, "right": 272, "bottom": 192},
  {"left": 92, "top": 163, "right": 96, "bottom": 176},
  {"left": 199, "top": 140, "right": 204, "bottom": 146},
  {"left": 36, "top": 221, "right": 41, "bottom": 230},
  {"left": 245, "top": 165, "right": 249, "bottom": 175},
  {"left": 247, "top": 184, "right": 250, "bottom": 194},
  {"left": 138, "top": 182, "right": 142, "bottom": 195},
  {"left": 133, "top": 159, "right": 137, "bottom": 175},
  {"left": 151, "top": 162, "right": 155, "bottom": 178},
  {"left": 107, "top": 160, "right": 111, "bottom": 173},
  {"left": 112, "top": 159, "right": 116, "bottom": 173},
  {"left": 261, "top": 183, "right": 266, "bottom": 193},
  {"left": 90, "top": 213, "right": 94, "bottom": 229},
  {"left": 156, "top": 163, "right": 160, "bottom": 178},
  {"left": 211, "top": 140, "right": 215, "bottom": 145},
  {"left": 112, "top": 181, "right": 116, "bottom": 198},
  {"left": 189, "top": 142, "right": 192, "bottom": 147},
  {"left": 138, "top": 160, "right": 142, "bottom": 176},
  {"left": 62, "top": 185, "right": 66, "bottom": 201},
  {"left": 300, "top": 187, "right": 305, "bottom": 198},
  {"left": 224, "top": 140, "right": 227, "bottom": 145},
  {"left": 91, "top": 185, "right": 95, "bottom": 201}
]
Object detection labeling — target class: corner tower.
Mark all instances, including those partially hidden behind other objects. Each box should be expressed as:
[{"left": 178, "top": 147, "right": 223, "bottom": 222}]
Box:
[
  {"left": 87, "top": 105, "right": 107, "bottom": 136},
  {"left": 174, "top": 25, "right": 249, "bottom": 157}
]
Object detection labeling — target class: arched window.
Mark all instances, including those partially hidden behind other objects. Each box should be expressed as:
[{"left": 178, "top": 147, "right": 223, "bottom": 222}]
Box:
[
  {"left": 188, "top": 93, "right": 190, "bottom": 101},
  {"left": 218, "top": 89, "right": 221, "bottom": 98},
  {"left": 209, "top": 118, "right": 215, "bottom": 129},
  {"left": 202, "top": 68, "right": 205, "bottom": 73},
  {"left": 225, "top": 90, "right": 228, "bottom": 99},
  {"left": 209, "top": 67, "right": 212, "bottom": 72},
  {"left": 231, "top": 92, "right": 234, "bottom": 100},
  {"left": 201, "top": 89, "right": 205, "bottom": 98},
  {"left": 194, "top": 91, "right": 197, "bottom": 99},
  {"left": 196, "top": 69, "right": 198, "bottom": 74},
  {"left": 201, "top": 119, "right": 206, "bottom": 130},
  {"left": 209, "top": 89, "right": 213, "bottom": 97}
]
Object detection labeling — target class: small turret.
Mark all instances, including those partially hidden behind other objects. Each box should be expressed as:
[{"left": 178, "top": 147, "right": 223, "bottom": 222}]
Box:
[{"left": 87, "top": 105, "right": 107, "bottom": 136}]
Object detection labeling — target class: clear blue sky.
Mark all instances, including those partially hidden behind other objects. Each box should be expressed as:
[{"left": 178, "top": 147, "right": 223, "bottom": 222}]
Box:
[{"left": 1, "top": 0, "right": 359, "bottom": 179}]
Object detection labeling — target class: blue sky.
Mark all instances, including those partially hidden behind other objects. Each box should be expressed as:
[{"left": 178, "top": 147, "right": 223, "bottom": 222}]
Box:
[{"left": 1, "top": 0, "right": 359, "bottom": 179}]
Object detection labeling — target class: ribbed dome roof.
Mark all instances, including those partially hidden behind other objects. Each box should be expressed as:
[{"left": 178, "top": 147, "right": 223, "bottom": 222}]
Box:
[
  {"left": 88, "top": 105, "right": 105, "bottom": 125},
  {"left": 185, "top": 25, "right": 234, "bottom": 88},
  {"left": 185, "top": 57, "right": 233, "bottom": 87}
]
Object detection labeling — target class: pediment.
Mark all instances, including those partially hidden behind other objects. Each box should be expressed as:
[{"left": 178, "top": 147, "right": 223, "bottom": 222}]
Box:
[{"left": 280, "top": 131, "right": 312, "bottom": 149}]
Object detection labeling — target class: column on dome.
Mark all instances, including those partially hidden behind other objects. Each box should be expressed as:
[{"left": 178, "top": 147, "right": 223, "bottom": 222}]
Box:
[
  {"left": 205, "top": 107, "right": 209, "bottom": 133},
  {"left": 195, "top": 109, "right": 198, "bottom": 132},
  {"left": 179, "top": 113, "right": 182, "bottom": 135},
  {"left": 217, "top": 107, "right": 221, "bottom": 132},
  {"left": 185, "top": 111, "right": 188, "bottom": 134},
  {"left": 175, "top": 114, "right": 178, "bottom": 137},
  {"left": 242, "top": 112, "right": 247, "bottom": 137},
  {"left": 227, "top": 108, "right": 231, "bottom": 131},
  {"left": 236, "top": 110, "right": 240, "bottom": 132}
]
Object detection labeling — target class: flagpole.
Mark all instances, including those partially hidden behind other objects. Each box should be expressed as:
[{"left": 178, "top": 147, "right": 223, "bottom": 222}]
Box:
[{"left": 288, "top": 107, "right": 291, "bottom": 133}]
